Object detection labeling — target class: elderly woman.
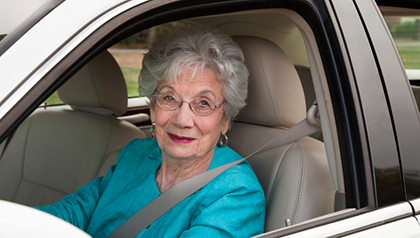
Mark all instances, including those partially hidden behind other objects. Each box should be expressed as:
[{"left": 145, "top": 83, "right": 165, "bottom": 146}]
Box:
[{"left": 36, "top": 27, "right": 265, "bottom": 237}]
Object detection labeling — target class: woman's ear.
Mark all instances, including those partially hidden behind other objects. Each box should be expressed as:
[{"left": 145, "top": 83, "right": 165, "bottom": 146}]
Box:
[
  {"left": 221, "top": 116, "right": 231, "bottom": 135},
  {"left": 149, "top": 96, "right": 156, "bottom": 122}
]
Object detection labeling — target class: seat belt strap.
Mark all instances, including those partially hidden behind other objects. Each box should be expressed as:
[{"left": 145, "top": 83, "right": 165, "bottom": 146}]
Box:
[{"left": 107, "top": 118, "right": 320, "bottom": 238}]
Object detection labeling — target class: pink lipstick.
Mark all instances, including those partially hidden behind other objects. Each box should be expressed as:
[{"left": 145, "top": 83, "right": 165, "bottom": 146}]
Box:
[{"left": 167, "top": 132, "right": 196, "bottom": 144}]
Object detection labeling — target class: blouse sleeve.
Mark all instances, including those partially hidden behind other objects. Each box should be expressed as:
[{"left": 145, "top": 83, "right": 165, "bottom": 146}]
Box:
[
  {"left": 34, "top": 164, "right": 116, "bottom": 231},
  {"left": 180, "top": 173, "right": 265, "bottom": 238}
]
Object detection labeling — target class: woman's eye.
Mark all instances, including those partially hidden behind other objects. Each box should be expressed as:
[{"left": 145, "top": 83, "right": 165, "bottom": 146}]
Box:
[
  {"left": 197, "top": 100, "right": 211, "bottom": 107},
  {"left": 163, "top": 95, "right": 175, "bottom": 101}
]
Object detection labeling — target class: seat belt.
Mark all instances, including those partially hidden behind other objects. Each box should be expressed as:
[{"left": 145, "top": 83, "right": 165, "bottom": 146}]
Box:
[{"left": 108, "top": 111, "right": 321, "bottom": 238}]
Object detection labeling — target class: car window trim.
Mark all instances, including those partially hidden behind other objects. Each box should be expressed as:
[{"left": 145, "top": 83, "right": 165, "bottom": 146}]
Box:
[{"left": 324, "top": 0, "right": 373, "bottom": 209}]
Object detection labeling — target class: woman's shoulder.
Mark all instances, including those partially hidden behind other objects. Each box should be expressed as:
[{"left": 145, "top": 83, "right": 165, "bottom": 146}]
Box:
[
  {"left": 117, "top": 138, "right": 160, "bottom": 164},
  {"left": 208, "top": 146, "right": 264, "bottom": 195},
  {"left": 216, "top": 162, "right": 262, "bottom": 192},
  {"left": 196, "top": 148, "right": 265, "bottom": 225}
]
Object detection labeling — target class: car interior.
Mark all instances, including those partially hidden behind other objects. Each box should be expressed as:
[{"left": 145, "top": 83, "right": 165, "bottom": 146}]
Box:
[
  {"left": 0, "top": 50, "right": 146, "bottom": 206},
  {"left": 5, "top": 4, "right": 420, "bottom": 234}
]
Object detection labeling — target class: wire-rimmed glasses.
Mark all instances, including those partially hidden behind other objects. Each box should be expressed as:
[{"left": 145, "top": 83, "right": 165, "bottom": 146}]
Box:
[{"left": 153, "top": 93, "right": 224, "bottom": 116}]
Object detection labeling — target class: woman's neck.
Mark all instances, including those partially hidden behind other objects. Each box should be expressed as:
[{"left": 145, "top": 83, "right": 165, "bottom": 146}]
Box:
[{"left": 155, "top": 153, "right": 213, "bottom": 193}]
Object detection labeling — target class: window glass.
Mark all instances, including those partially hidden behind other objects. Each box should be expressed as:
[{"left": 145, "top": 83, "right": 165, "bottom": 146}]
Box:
[
  {"left": 385, "top": 16, "right": 420, "bottom": 71},
  {"left": 385, "top": 16, "right": 420, "bottom": 111}
]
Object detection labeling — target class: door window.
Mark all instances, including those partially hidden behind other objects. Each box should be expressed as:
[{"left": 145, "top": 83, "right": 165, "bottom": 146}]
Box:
[{"left": 385, "top": 15, "right": 420, "bottom": 112}]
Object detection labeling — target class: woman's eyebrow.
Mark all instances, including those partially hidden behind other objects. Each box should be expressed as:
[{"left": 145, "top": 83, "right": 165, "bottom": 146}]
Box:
[
  {"left": 158, "top": 86, "right": 216, "bottom": 99},
  {"left": 198, "top": 90, "right": 216, "bottom": 98},
  {"left": 157, "top": 85, "right": 176, "bottom": 93}
]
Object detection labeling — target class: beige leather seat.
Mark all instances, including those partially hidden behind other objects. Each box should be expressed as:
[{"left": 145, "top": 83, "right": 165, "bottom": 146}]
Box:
[
  {"left": 0, "top": 51, "right": 145, "bottom": 206},
  {"left": 228, "top": 36, "right": 335, "bottom": 231}
]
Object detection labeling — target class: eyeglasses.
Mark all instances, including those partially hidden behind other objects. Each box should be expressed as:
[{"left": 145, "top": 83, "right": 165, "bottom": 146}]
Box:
[{"left": 153, "top": 93, "right": 224, "bottom": 116}]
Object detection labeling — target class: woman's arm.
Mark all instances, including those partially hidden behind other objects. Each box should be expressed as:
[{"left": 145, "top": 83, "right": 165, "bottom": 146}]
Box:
[{"left": 34, "top": 164, "right": 116, "bottom": 230}]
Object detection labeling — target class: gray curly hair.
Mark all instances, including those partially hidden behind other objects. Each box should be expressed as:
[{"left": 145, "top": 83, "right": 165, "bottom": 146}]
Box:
[{"left": 138, "top": 26, "right": 248, "bottom": 121}]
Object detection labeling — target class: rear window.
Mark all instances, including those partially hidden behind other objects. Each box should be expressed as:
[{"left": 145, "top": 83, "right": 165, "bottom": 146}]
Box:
[{"left": 385, "top": 16, "right": 420, "bottom": 111}]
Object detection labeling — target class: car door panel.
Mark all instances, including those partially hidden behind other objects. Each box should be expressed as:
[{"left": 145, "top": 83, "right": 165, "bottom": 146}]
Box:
[
  {"left": 345, "top": 216, "right": 420, "bottom": 238},
  {"left": 279, "top": 202, "right": 415, "bottom": 237}
]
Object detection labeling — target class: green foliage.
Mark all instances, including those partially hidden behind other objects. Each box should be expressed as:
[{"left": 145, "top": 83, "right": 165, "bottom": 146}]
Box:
[
  {"left": 154, "top": 22, "right": 189, "bottom": 38},
  {"left": 388, "top": 19, "right": 420, "bottom": 39},
  {"left": 45, "top": 91, "right": 63, "bottom": 105},
  {"left": 393, "top": 21, "right": 417, "bottom": 38},
  {"left": 121, "top": 67, "right": 141, "bottom": 97},
  {"left": 118, "top": 22, "right": 189, "bottom": 47}
]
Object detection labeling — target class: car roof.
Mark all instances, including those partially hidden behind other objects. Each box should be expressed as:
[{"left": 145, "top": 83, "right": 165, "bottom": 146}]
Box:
[{"left": 0, "top": 0, "right": 50, "bottom": 35}]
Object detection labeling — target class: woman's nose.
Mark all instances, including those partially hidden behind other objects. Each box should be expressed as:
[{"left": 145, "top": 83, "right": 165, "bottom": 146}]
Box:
[{"left": 172, "top": 102, "right": 194, "bottom": 128}]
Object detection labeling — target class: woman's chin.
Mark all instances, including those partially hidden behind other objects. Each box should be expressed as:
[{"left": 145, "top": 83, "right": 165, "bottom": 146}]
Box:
[
  {"left": 161, "top": 145, "right": 195, "bottom": 159},
  {"left": 159, "top": 137, "right": 217, "bottom": 161}
]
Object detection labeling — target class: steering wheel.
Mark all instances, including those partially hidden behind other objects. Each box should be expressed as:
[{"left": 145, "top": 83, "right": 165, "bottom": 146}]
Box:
[{"left": 0, "top": 200, "right": 91, "bottom": 237}]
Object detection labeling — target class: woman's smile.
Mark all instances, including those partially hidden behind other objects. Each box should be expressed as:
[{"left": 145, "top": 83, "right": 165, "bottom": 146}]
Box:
[{"left": 167, "top": 132, "right": 196, "bottom": 144}]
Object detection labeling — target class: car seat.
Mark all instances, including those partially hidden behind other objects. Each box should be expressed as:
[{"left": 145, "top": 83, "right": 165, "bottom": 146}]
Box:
[
  {"left": 0, "top": 51, "right": 145, "bottom": 206},
  {"left": 228, "top": 36, "right": 335, "bottom": 231}
]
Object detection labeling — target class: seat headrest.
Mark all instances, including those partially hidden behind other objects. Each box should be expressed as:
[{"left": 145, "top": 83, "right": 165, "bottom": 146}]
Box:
[
  {"left": 58, "top": 51, "right": 127, "bottom": 116},
  {"left": 232, "top": 36, "right": 306, "bottom": 128}
]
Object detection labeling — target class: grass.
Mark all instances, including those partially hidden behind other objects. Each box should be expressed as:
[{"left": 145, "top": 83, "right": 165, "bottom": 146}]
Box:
[
  {"left": 397, "top": 47, "right": 420, "bottom": 69},
  {"left": 121, "top": 67, "right": 141, "bottom": 98},
  {"left": 44, "top": 91, "right": 62, "bottom": 106}
]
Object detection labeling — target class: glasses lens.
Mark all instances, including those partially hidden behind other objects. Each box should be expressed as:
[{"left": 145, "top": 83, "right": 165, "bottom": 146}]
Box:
[
  {"left": 156, "top": 93, "right": 179, "bottom": 110},
  {"left": 191, "top": 99, "right": 215, "bottom": 115}
]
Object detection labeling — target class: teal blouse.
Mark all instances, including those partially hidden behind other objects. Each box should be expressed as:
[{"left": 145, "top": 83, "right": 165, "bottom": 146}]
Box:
[{"left": 36, "top": 138, "right": 265, "bottom": 237}]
